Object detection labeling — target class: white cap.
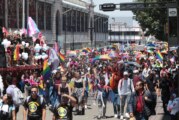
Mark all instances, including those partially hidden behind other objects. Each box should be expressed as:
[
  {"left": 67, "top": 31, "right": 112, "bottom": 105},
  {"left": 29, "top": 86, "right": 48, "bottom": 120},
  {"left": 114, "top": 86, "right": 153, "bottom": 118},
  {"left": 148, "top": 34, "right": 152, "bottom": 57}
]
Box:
[
  {"left": 133, "top": 70, "right": 139, "bottom": 74},
  {"left": 123, "top": 71, "right": 128, "bottom": 75}
]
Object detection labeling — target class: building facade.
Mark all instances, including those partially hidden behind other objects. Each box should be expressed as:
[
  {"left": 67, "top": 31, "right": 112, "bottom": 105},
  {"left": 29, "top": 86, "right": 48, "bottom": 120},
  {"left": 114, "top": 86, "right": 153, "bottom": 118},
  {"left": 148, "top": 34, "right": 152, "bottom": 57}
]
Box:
[
  {"left": 0, "top": 0, "right": 108, "bottom": 50},
  {"left": 108, "top": 22, "right": 144, "bottom": 45}
]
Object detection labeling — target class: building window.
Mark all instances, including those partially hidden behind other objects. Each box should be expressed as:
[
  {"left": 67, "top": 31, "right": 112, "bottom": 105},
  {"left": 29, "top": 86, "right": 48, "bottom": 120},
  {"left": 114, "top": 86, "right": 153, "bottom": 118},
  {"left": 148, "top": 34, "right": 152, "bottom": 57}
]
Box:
[
  {"left": 0, "top": 0, "right": 5, "bottom": 26},
  {"left": 85, "top": 13, "right": 88, "bottom": 32},
  {"left": 99, "top": 18, "right": 102, "bottom": 33},
  {"left": 29, "top": 0, "right": 36, "bottom": 21},
  {"left": 77, "top": 11, "right": 80, "bottom": 32},
  {"left": 46, "top": 3, "right": 51, "bottom": 30},
  {"left": 81, "top": 12, "right": 84, "bottom": 32},
  {"left": 67, "top": 9, "right": 71, "bottom": 31},
  {"left": 38, "top": 1, "right": 44, "bottom": 29},
  {"left": 8, "top": 0, "right": 17, "bottom": 28},
  {"left": 71, "top": 10, "right": 76, "bottom": 32},
  {"left": 62, "top": 7, "right": 67, "bottom": 31}
]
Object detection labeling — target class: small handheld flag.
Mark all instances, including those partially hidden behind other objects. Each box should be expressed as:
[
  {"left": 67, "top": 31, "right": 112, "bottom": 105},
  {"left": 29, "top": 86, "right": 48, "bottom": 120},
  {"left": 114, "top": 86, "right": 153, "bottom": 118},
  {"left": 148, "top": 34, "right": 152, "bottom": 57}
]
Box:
[
  {"left": 156, "top": 50, "right": 163, "bottom": 61},
  {"left": 43, "top": 59, "right": 51, "bottom": 81}
]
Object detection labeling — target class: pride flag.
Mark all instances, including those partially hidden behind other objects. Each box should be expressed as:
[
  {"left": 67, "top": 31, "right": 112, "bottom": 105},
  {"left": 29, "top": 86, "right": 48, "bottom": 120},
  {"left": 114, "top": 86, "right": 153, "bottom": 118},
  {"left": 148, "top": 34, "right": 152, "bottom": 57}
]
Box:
[
  {"left": 13, "top": 44, "right": 20, "bottom": 61},
  {"left": 28, "top": 17, "right": 40, "bottom": 36},
  {"left": 43, "top": 59, "right": 51, "bottom": 81},
  {"left": 82, "top": 48, "right": 91, "bottom": 53},
  {"left": 156, "top": 50, "right": 163, "bottom": 61},
  {"left": 53, "top": 41, "right": 59, "bottom": 53},
  {"left": 86, "top": 83, "right": 93, "bottom": 91},
  {"left": 58, "top": 52, "right": 65, "bottom": 62}
]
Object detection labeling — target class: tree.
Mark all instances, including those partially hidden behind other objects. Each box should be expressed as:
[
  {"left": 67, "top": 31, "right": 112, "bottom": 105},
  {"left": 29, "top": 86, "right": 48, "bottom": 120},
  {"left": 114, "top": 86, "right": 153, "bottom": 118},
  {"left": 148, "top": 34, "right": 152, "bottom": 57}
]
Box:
[{"left": 133, "top": 0, "right": 175, "bottom": 41}]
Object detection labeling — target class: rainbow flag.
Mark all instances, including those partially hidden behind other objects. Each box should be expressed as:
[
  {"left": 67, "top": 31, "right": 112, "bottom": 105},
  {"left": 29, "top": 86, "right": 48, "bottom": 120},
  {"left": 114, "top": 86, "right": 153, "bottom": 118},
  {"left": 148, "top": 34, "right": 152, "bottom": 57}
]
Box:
[
  {"left": 43, "top": 59, "right": 51, "bottom": 81},
  {"left": 58, "top": 52, "right": 65, "bottom": 62},
  {"left": 86, "top": 83, "right": 93, "bottom": 91},
  {"left": 13, "top": 44, "right": 20, "bottom": 61},
  {"left": 156, "top": 50, "right": 163, "bottom": 61}
]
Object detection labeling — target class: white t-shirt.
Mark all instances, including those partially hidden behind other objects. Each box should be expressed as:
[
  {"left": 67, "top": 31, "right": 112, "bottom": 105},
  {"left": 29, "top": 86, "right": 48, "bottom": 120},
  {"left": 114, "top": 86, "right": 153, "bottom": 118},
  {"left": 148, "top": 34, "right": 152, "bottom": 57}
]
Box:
[
  {"left": 118, "top": 78, "right": 134, "bottom": 95},
  {"left": 167, "top": 98, "right": 179, "bottom": 115}
]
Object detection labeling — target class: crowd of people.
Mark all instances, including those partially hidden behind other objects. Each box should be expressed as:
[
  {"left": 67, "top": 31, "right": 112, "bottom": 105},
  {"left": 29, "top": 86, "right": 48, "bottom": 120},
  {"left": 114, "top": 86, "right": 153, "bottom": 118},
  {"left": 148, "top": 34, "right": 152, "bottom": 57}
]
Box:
[{"left": 0, "top": 29, "right": 179, "bottom": 120}]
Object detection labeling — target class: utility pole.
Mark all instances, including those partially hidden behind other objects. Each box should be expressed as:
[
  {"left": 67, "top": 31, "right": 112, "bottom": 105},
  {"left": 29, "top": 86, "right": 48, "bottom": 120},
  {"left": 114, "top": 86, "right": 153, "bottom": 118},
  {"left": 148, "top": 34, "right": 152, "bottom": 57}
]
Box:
[{"left": 22, "top": 0, "right": 25, "bottom": 29}]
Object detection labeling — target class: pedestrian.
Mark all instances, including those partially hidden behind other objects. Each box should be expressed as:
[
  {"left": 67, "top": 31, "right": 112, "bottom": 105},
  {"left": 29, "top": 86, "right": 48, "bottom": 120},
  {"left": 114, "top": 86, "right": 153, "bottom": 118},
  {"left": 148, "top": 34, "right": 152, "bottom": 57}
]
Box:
[
  {"left": 118, "top": 71, "right": 135, "bottom": 119},
  {"left": 128, "top": 81, "right": 153, "bottom": 120},
  {"left": 159, "top": 73, "right": 172, "bottom": 114},
  {"left": 167, "top": 93, "right": 179, "bottom": 120},
  {"left": 133, "top": 70, "right": 141, "bottom": 88},
  {"left": 96, "top": 78, "right": 110, "bottom": 119},
  {"left": 23, "top": 86, "right": 46, "bottom": 120},
  {"left": 6, "top": 76, "right": 23, "bottom": 115},
  {"left": 58, "top": 76, "right": 71, "bottom": 102},
  {"left": 0, "top": 94, "right": 16, "bottom": 120},
  {"left": 52, "top": 93, "right": 77, "bottom": 120},
  {"left": 72, "top": 72, "right": 85, "bottom": 115},
  {"left": 142, "top": 64, "right": 151, "bottom": 81}
]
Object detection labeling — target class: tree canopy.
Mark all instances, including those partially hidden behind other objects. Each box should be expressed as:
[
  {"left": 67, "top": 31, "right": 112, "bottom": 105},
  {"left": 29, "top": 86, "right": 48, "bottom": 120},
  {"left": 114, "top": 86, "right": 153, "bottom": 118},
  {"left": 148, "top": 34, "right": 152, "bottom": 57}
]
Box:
[{"left": 133, "top": 0, "right": 175, "bottom": 41}]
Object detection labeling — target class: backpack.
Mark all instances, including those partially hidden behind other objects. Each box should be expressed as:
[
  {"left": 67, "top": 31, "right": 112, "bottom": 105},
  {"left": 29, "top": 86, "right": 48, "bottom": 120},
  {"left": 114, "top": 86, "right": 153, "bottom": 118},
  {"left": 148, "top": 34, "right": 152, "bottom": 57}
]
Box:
[
  {"left": 13, "top": 87, "right": 24, "bottom": 106},
  {"left": 26, "top": 96, "right": 44, "bottom": 105}
]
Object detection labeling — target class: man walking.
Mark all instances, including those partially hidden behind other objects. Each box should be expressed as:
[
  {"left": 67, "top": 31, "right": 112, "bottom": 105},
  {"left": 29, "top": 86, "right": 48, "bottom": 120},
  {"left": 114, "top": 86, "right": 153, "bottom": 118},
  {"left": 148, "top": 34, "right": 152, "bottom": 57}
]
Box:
[
  {"left": 128, "top": 81, "right": 153, "bottom": 120},
  {"left": 118, "top": 71, "right": 135, "bottom": 119},
  {"left": 23, "top": 86, "right": 46, "bottom": 120}
]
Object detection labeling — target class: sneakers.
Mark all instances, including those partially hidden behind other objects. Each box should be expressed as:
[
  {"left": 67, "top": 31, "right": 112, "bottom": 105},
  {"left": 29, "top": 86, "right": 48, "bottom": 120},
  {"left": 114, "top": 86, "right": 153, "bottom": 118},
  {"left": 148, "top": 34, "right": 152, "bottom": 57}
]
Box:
[
  {"left": 85, "top": 105, "right": 88, "bottom": 109},
  {"left": 114, "top": 114, "right": 118, "bottom": 118},
  {"left": 120, "top": 115, "right": 123, "bottom": 119},
  {"left": 125, "top": 113, "right": 130, "bottom": 118}
]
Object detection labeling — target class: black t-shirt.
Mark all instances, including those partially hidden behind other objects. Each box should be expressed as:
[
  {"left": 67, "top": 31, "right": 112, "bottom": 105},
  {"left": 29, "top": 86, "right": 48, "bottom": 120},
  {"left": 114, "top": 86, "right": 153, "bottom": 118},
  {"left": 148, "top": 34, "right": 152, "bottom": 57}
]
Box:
[
  {"left": 23, "top": 96, "right": 46, "bottom": 119},
  {"left": 53, "top": 104, "right": 73, "bottom": 120}
]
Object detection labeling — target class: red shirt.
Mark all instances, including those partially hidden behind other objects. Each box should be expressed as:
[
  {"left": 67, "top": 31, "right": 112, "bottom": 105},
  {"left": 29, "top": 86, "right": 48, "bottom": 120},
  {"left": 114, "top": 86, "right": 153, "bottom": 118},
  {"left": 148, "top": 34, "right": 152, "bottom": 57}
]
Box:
[{"left": 136, "top": 93, "right": 144, "bottom": 113}]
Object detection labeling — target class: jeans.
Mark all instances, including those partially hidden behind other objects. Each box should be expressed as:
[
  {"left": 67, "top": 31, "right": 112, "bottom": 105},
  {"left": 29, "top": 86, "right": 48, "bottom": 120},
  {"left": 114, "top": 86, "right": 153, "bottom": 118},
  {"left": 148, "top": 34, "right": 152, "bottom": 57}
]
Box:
[
  {"left": 98, "top": 98, "right": 107, "bottom": 117},
  {"left": 49, "top": 86, "right": 59, "bottom": 107},
  {"left": 120, "top": 94, "right": 131, "bottom": 116},
  {"left": 113, "top": 94, "right": 120, "bottom": 115}
]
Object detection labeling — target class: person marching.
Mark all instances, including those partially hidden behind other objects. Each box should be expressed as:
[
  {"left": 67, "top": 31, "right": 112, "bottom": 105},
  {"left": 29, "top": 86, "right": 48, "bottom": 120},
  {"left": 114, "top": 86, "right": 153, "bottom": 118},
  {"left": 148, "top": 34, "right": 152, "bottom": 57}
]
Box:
[
  {"left": 72, "top": 72, "right": 85, "bottom": 115},
  {"left": 52, "top": 93, "right": 77, "bottom": 120},
  {"left": 23, "top": 86, "right": 46, "bottom": 120}
]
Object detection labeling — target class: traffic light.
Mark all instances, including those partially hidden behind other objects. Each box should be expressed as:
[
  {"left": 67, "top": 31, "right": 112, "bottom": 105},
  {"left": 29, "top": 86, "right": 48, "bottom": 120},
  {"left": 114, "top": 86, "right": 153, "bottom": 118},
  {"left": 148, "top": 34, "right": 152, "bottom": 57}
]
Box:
[{"left": 99, "top": 3, "right": 116, "bottom": 11}]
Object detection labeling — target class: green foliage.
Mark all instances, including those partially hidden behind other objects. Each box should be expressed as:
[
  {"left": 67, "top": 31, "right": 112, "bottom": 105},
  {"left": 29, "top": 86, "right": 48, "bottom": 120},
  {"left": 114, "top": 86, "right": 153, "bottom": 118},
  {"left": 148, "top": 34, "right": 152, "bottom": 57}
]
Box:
[{"left": 133, "top": 0, "right": 176, "bottom": 40}]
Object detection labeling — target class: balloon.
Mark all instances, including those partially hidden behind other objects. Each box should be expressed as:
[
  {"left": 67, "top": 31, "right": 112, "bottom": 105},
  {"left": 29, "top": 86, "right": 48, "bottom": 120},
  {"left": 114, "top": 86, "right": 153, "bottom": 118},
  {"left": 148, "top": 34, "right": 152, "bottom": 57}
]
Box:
[
  {"left": 34, "top": 44, "right": 42, "bottom": 52},
  {"left": 22, "top": 41, "right": 25, "bottom": 46},
  {"left": 25, "top": 43, "right": 29, "bottom": 47},
  {"left": 22, "top": 52, "right": 28, "bottom": 60}
]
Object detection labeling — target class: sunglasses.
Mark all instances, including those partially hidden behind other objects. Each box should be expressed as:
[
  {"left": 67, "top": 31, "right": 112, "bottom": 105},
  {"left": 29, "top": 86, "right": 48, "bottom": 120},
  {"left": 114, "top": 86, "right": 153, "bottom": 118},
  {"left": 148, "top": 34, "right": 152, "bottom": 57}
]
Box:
[{"left": 31, "top": 91, "right": 37, "bottom": 94}]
